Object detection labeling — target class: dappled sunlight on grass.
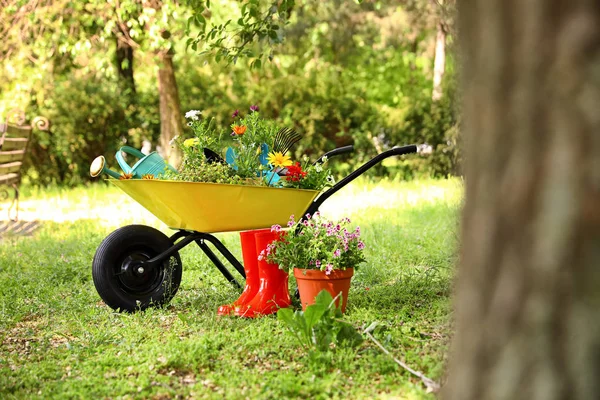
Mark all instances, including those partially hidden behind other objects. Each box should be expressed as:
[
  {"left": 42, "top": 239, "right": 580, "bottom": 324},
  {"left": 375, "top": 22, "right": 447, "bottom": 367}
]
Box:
[{"left": 13, "top": 183, "right": 165, "bottom": 229}]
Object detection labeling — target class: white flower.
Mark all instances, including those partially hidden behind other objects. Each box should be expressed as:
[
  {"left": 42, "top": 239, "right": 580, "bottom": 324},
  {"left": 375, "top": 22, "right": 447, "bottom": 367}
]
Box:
[
  {"left": 314, "top": 164, "right": 322, "bottom": 172},
  {"left": 185, "top": 110, "right": 202, "bottom": 121},
  {"left": 321, "top": 155, "right": 328, "bottom": 163}
]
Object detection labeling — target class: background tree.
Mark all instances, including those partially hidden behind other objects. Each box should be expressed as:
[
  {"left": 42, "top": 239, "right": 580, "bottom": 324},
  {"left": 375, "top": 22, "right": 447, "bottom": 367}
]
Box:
[{"left": 445, "top": 0, "right": 600, "bottom": 398}]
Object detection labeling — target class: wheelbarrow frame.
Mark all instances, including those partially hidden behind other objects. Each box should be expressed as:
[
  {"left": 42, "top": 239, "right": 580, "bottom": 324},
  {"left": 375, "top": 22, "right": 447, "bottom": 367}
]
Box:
[
  {"left": 137, "top": 144, "right": 417, "bottom": 286},
  {"left": 93, "top": 144, "right": 418, "bottom": 310}
]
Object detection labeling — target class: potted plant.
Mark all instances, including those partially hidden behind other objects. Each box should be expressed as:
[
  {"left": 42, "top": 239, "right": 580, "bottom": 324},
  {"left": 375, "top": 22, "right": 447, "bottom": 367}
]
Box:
[{"left": 262, "top": 212, "right": 366, "bottom": 313}]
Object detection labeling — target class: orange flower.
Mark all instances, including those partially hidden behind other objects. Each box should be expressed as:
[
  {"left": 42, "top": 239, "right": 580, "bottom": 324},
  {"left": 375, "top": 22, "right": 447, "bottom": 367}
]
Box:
[
  {"left": 119, "top": 172, "right": 133, "bottom": 180},
  {"left": 142, "top": 174, "right": 155, "bottom": 180},
  {"left": 232, "top": 125, "right": 247, "bottom": 136}
]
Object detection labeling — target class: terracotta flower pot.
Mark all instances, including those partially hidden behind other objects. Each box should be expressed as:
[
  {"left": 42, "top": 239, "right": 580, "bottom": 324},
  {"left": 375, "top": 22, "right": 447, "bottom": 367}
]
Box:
[{"left": 293, "top": 268, "right": 354, "bottom": 313}]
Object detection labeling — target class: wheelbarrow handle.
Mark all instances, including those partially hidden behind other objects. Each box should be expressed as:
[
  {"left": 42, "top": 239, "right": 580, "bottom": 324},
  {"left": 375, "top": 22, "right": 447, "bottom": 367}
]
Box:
[
  {"left": 315, "top": 145, "right": 354, "bottom": 164},
  {"left": 303, "top": 144, "right": 418, "bottom": 217}
]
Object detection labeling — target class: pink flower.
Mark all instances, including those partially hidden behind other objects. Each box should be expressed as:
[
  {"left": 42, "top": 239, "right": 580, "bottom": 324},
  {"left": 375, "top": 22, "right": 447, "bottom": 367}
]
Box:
[
  {"left": 287, "top": 215, "right": 295, "bottom": 227},
  {"left": 333, "top": 249, "right": 341, "bottom": 258},
  {"left": 325, "top": 264, "right": 333, "bottom": 275},
  {"left": 315, "top": 260, "right": 321, "bottom": 267},
  {"left": 358, "top": 241, "right": 365, "bottom": 250},
  {"left": 271, "top": 224, "right": 282, "bottom": 233},
  {"left": 305, "top": 213, "right": 311, "bottom": 220},
  {"left": 258, "top": 250, "right": 265, "bottom": 261}
]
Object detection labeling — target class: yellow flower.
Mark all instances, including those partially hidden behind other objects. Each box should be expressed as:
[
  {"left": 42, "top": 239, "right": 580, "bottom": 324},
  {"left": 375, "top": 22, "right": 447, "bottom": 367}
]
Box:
[
  {"left": 267, "top": 152, "right": 293, "bottom": 168},
  {"left": 142, "top": 174, "right": 155, "bottom": 180},
  {"left": 119, "top": 172, "right": 133, "bottom": 180},
  {"left": 184, "top": 138, "right": 200, "bottom": 147}
]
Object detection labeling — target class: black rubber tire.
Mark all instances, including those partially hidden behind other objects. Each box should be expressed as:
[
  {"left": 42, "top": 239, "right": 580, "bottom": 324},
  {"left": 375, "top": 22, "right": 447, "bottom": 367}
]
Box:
[{"left": 92, "top": 225, "right": 182, "bottom": 312}]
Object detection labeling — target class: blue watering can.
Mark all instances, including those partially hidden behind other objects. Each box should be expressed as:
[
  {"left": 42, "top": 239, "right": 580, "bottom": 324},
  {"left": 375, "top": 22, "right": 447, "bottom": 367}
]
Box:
[{"left": 90, "top": 146, "right": 176, "bottom": 179}]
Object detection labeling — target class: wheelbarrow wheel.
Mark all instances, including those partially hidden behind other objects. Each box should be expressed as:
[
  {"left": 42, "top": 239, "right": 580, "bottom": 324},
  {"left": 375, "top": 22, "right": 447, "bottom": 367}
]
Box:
[{"left": 92, "top": 225, "right": 183, "bottom": 312}]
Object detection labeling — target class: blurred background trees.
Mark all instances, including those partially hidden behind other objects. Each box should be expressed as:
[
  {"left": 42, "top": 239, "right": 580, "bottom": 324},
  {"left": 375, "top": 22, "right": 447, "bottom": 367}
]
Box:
[{"left": 0, "top": 0, "right": 458, "bottom": 186}]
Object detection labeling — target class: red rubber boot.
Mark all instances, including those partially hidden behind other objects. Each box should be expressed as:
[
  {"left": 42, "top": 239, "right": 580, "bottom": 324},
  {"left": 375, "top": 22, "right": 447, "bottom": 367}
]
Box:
[
  {"left": 217, "top": 228, "right": 271, "bottom": 316},
  {"left": 234, "top": 230, "right": 291, "bottom": 318}
]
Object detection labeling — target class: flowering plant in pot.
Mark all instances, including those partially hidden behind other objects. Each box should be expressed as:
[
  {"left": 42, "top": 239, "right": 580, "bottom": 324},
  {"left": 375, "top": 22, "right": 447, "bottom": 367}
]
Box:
[
  {"left": 164, "top": 106, "right": 335, "bottom": 191},
  {"left": 262, "top": 212, "right": 366, "bottom": 312}
]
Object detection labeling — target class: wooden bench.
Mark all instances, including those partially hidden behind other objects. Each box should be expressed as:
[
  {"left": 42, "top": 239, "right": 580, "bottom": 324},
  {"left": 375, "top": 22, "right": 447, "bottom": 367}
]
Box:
[{"left": 0, "top": 109, "right": 49, "bottom": 221}]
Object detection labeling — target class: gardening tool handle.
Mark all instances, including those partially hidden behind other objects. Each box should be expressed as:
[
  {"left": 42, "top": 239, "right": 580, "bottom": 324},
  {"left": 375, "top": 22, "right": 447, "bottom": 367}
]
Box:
[
  {"left": 303, "top": 144, "right": 418, "bottom": 217},
  {"left": 315, "top": 145, "right": 354, "bottom": 165},
  {"left": 116, "top": 146, "right": 146, "bottom": 174}
]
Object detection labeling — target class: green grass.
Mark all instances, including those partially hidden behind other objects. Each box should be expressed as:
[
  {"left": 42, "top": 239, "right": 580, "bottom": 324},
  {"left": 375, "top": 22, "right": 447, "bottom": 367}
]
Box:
[{"left": 0, "top": 178, "right": 462, "bottom": 399}]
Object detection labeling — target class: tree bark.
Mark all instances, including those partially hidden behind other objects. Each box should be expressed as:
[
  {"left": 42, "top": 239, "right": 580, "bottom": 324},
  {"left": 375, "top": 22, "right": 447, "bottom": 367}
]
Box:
[
  {"left": 157, "top": 49, "right": 182, "bottom": 167},
  {"left": 444, "top": 1, "right": 600, "bottom": 399},
  {"left": 432, "top": 20, "right": 446, "bottom": 101}
]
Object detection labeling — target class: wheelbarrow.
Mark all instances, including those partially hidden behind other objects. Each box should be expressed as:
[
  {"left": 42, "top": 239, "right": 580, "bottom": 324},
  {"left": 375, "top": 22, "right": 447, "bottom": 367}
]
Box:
[{"left": 92, "top": 145, "right": 420, "bottom": 312}]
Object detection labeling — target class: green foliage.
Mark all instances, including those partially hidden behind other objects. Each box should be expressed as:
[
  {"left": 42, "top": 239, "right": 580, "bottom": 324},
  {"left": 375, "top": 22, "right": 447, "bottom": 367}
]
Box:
[
  {"left": 183, "top": 113, "right": 226, "bottom": 154},
  {"left": 1, "top": 0, "right": 460, "bottom": 186},
  {"left": 277, "top": 290, "right": 363, "bottom": 352},
  {"left": 391, "top": 89, "right": 460, "bottom": 178},
  {"left": 265, "top": 213, "right": 366, "bottom": 273},
  {"left": 162, "top": 156, "right": 244, "bottom": 184},
  {"left": 185, "top": 0, "right": 295, "bottom": 65},
  {"left": 25, "top": 74, "right": 159, "bottom": 185}
]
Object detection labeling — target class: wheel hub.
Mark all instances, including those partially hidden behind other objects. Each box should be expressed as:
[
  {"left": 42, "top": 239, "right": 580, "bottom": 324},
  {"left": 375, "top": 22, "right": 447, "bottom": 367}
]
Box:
[{"left": 117, "top": 253, "right": 163, "bottom": 295}]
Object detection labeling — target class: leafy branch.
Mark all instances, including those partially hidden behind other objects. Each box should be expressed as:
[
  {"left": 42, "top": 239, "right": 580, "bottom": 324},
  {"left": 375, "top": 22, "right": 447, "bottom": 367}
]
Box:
[{"left": 184, "top": 0, "right": 295, "bottom": 66}]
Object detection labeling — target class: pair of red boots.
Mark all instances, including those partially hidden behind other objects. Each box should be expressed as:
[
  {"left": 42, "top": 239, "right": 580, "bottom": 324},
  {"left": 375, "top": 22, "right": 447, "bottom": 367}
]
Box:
[{"left": 217, "top": 228, "right": 291, "bottom": 318}]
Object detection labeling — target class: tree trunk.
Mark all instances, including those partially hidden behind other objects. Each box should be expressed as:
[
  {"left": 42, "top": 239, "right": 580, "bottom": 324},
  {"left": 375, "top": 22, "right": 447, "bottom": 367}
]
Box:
[
  {"left": 115, "top": 37, "right": 136, "bottom": 97},
  {"left": 157, "top": 49, "right": 182, "bottom": 167},
  {"left": 432, "top": 21, "right": 446, "bottom": 101},
  {"left": 444, "top": 1, "right": 600, "bottom": 399}
]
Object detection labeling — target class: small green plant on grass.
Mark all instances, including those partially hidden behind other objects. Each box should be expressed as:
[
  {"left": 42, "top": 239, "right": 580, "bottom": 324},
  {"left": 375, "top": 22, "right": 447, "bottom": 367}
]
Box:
[{"left": 277, "top": 290, "right": 363, "bottom": 352}]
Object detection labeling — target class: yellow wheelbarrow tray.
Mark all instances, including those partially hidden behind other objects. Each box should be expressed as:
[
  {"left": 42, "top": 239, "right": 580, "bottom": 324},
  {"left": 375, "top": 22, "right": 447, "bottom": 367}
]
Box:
[
  {"left": 92, "top": 145, "right": 419, "bottom": 312},
  {"left": 110, "top": 179, "right": 320, "bottom": 233}
]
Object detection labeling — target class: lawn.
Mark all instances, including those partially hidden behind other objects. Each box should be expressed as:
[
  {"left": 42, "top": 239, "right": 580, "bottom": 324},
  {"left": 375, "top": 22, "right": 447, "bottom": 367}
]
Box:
[{"left": 0, "top": 178, "right": 462, "bottom": 399}]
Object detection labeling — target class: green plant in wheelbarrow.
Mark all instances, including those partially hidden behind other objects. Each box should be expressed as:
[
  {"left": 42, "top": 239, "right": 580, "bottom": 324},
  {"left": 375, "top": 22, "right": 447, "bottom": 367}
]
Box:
[
  {"left": 264, "top": 212, "right": 366, "bottom": 312},
  {"left": 164, "top": 106, "right": 334, "bottom": 189}
]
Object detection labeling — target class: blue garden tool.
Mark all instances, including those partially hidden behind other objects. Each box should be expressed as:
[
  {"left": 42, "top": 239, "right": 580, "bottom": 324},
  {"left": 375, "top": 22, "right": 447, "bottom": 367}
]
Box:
[
  {"left": 115, "top": 146, "right": 177, "bottom": 178},
  {"left": 225, "top": 144, "right": 281, "bottom": 186}
]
